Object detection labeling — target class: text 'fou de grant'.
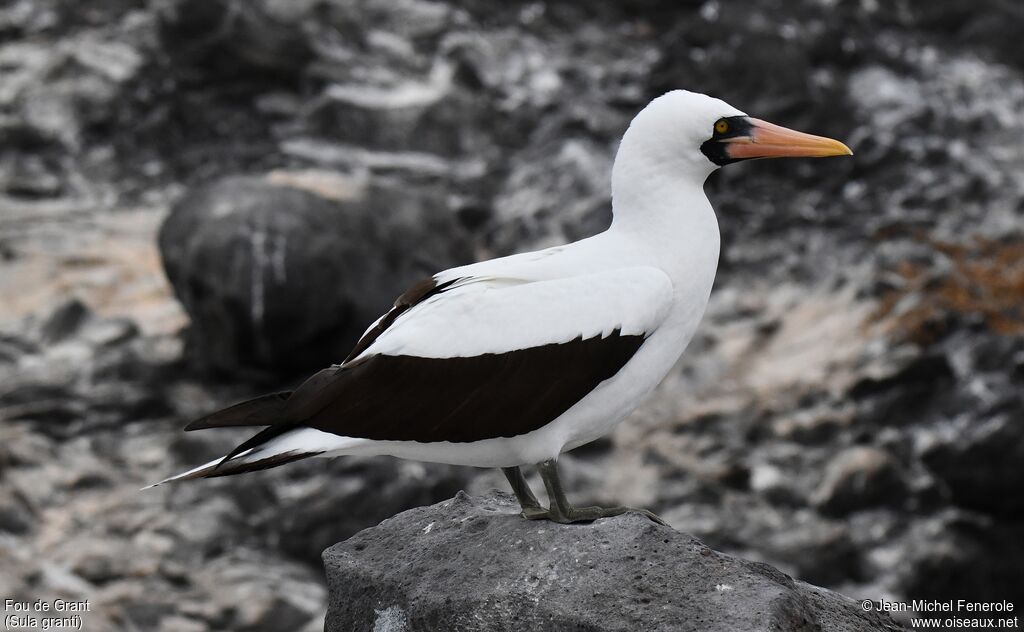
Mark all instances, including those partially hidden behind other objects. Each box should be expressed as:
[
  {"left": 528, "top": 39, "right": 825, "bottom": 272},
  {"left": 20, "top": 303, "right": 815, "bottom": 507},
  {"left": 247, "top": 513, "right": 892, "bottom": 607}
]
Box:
[{"left": 4, "top": 598, "right": 91, "bottom": 612}]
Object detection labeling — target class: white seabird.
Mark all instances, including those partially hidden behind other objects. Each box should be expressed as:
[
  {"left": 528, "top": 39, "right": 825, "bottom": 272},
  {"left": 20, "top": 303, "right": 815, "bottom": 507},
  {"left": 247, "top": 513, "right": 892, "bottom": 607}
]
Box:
[{"left": 150, "top": 90, "right": 851, "bottom": 523}]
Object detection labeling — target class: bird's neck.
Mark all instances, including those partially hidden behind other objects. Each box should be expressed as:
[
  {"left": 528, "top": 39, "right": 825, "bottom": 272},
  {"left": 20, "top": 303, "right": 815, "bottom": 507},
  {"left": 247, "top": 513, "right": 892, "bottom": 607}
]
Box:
[
  {"left": 607, "top": 152, "right": 720, "bottom": 277},
  {"left": 602, "top": 149, "right": 721, "bottom": 341}
]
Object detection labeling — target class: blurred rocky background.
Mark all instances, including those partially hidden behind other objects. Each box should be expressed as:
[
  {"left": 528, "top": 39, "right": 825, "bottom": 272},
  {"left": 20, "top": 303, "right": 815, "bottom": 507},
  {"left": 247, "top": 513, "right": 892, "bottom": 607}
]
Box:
[{"left": 1, "top": 0, "right": 1022, "bottom": 629}]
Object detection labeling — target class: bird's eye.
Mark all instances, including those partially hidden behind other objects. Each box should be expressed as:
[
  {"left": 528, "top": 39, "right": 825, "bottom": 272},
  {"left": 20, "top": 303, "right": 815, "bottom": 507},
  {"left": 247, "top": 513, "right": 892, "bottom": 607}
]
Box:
[{"left": 714, "top": 119, "right": 729, "bottom": 134}]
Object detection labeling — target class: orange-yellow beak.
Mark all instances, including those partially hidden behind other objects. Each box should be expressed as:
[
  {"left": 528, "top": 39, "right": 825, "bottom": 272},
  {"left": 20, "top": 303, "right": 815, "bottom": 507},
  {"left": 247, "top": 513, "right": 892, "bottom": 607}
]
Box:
[{"left": 723, "top": 118, "right": 852, "bottom": 160}]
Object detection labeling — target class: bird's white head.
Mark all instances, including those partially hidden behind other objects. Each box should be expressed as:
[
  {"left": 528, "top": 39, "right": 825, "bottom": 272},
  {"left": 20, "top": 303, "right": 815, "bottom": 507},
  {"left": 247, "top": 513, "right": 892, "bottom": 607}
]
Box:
[
  {"left": 610, "top": 88, "right": 851, "bottom": 192},
  {"left": 614, "top": 89, "right": 852, "bottom": 185},
  {"left": 609, "top": 90, "right": 851, "bottom": 234}
]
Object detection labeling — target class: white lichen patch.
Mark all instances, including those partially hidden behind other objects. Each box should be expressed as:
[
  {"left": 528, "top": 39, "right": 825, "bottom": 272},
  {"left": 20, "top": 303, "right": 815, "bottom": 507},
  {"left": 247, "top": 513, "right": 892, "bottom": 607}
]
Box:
[{"left": 372, "top": 605, "right": 409, "bottom": 632}]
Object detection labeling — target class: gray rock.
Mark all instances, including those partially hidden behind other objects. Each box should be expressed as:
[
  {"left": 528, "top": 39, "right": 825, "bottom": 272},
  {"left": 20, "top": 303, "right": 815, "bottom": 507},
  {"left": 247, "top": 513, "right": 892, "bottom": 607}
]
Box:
[
  {"left": 316, "top": 63, "right": 472, "bottom": 155},
  {"left": 159, "top": 175, "right": 472, "bottom": 375},
  {"left": 36, "top": 297, "right": 91, "bottom": 344},
  {"left": 156, "top": 0, "right": 314, "bottom": 75},
  {"left": 0, "top": 487, "right": 36, "bottom": 534},
  {"left": 323, "top": 492, "right": 906, "bottom": 632},
  {"left": 204, "top": 456, "right": 475, "bottom": 566},
  {"left": 812, "top": 447, "right": 907, "bottom": 516},
  {"left": 855, "top": 508, "right": 1024, "bottom": 609},
  {"left": 920, "top": 412, "right": 1024, "bottom": 518},
  {"left": 0, "top": 299, "right": 170, "bottom": 438},
  {"left": 0, "top": 152, "right": 62, "bottom": 197},
  {"left": 487, "top": 137, "right": 613, "bottom": 256}
]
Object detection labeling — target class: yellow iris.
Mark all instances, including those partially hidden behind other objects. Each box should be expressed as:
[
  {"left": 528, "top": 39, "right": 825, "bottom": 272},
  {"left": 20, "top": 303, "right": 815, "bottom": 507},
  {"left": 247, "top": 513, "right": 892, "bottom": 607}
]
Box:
[{"left": 715, "top": 120, "right": 729, "bottom": 134}]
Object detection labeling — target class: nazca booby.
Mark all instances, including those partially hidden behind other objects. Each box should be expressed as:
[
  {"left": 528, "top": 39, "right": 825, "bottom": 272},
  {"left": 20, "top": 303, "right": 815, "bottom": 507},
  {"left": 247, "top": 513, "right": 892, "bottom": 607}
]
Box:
[{"left": 150, "top": 90, "right": 851, "bottom": 524}]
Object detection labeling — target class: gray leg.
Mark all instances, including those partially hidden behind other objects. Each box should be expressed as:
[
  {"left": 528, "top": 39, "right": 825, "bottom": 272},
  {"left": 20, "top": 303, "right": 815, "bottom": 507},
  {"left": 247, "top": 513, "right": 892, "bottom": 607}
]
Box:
[
  {"left": 529, "top": 459, "right": 668, "bottom": 526},
  {"left": 501, "top": 466, "right": 545, "bottom": 518}
]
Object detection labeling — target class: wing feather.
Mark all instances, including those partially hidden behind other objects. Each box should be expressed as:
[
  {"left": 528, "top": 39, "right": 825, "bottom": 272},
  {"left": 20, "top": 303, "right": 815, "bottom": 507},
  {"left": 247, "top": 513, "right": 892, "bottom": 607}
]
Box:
[
  {"left": 184, "top": 266, "right": 674, "bottom": 445},
  {"left": 360, "top": 267, "right": 673, "bottom": 359}
]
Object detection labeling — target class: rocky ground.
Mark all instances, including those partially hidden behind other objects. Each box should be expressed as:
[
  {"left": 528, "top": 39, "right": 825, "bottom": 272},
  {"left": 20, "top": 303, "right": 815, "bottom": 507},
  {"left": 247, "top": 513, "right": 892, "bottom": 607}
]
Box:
[
  {"left": 1, "top": 0, "right": 1023, "bottom": 630},
  {"left": 323, "top": 492, "right": 908, "bottom": 632}
]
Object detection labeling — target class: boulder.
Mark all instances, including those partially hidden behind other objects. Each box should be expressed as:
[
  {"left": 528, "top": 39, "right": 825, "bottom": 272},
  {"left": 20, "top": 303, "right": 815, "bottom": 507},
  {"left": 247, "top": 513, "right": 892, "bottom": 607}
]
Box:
[
  {"left": 238, "top": 457, "right": 473, "bottom": 566},
  {"left": 158, "top": 176, "right": 472, "bottom": 376},
  {"left": 0, "top": 298, "right": 167, "bottom": 438},
  {"left": 920, "top": 411, "right": 1024, "bottom": 518},
  {"left": 811, "top": 446, "right": 907, "bottom": 516},
  {"left": 0, "top": 487, "right": 35, "bottom": 534},
  {"left": 156, "top": 0, "right": 314, "bottom": 76},
  {"left": 323, "top": 492, "right": 906, "bottom": 632}
]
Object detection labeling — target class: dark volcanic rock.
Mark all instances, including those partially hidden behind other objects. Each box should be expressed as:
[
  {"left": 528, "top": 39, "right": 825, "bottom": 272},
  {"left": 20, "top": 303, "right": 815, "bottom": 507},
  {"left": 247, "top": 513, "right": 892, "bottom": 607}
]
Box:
[
  {"left": 159, "top": 176, "right": 370, "bottom": 375},
  {"left": 0, "top": 487, "right": 36, "bottom": 534},
  {"left": 0, "top": 298, "right": 172, "bottom": 438},
  {"left": 156, "top": 0, "right": 313, "bottom": 76},
  {"left": 159, "top": 175, "right": 471, "bottom": 375},
  {"left": 921, "top": 412, "right": 1024, "bottom": 518},
  {"left": 240, "top": 457, "right": 473, "bottom": 566},
  {"left": 323, "top": 492, "right": 906, "bottom": 632},
  {"left": 36, "top": 297, "right": 91, "bottom": 344},
  {"left": 812, "top": 447, "right": 908, "bottom": 516},
  {"left": 889, "top": 510, "right": 1024, "bottom": 605}
]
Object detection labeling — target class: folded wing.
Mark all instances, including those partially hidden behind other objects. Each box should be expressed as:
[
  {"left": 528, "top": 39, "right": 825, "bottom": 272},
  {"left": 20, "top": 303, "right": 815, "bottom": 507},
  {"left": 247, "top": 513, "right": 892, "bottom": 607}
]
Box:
[{"left": 188, "top": 266, "right": 673, "bottom": 446}]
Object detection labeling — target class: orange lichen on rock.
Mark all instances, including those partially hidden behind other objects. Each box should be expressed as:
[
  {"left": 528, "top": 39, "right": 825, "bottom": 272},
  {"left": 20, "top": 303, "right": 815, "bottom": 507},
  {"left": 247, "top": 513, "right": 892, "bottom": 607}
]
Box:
[{"left": 873, "top": 237, "right": 1024, "bottom": 344}]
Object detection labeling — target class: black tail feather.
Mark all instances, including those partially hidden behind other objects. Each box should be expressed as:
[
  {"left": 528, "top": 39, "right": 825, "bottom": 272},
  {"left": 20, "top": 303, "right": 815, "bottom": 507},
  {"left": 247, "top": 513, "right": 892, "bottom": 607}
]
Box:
[
  {"left": 145, "top": 450, "right": 322, "bottom": 488},
  {"left": 206, "top": 451, "right": 321, "bottom": 478},
  {"left": 184, "top": 391, "right": 292, "bottom": 431},
  {"left": 217, "top": 423, "right": 298, "bottom": 467}
]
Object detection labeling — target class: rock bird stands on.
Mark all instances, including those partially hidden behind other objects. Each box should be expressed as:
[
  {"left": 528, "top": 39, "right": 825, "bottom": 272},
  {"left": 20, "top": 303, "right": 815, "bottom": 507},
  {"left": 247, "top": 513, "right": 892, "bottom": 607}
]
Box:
[{"left": 151, "top": 90, "right": 851, "bottom": 524}]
